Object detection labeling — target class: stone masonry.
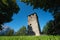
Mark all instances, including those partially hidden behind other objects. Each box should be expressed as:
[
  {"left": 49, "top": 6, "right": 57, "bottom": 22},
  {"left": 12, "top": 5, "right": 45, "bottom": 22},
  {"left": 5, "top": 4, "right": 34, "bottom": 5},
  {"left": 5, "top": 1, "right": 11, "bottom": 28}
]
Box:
[{"left": 28, "top": 13, "right": 41, "bottom": 36}]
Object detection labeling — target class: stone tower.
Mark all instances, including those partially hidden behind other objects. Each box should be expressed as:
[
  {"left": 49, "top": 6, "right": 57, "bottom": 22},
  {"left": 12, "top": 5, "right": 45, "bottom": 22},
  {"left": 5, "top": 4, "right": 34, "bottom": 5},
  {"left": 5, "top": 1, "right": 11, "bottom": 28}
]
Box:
[{"left": 28, "top": 13, "right": 40, "bottom": 36}]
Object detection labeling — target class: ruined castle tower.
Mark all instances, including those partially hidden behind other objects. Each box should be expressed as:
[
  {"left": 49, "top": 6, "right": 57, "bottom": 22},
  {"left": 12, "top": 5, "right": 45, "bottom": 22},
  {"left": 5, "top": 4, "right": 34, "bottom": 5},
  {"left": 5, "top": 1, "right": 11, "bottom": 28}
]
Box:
[{"left": 28, "top": 13, "right": 41, "bottom": 36}]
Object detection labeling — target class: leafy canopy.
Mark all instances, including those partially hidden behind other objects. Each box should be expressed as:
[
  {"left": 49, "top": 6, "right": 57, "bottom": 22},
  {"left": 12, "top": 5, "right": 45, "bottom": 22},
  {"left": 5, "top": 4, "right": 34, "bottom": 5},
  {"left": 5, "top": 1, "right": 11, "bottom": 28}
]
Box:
[
  {"left": 0, "top": 0, "right": 19, "bottom": 30},
  {"left": 21, "top": 0, "right": 60, "bottom": 13}
]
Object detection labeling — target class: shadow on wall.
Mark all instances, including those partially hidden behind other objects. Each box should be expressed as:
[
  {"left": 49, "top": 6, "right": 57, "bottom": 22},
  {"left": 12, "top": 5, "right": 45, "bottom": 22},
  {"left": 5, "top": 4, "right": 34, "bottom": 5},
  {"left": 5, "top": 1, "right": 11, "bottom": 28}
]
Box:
[{"left": 27, "top": 25, "right": 35, "bottom": 35}]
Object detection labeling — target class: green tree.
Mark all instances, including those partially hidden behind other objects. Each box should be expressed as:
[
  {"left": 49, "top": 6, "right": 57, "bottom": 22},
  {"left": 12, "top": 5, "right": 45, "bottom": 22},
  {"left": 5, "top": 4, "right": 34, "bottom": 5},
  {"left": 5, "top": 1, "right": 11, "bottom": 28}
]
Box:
[
  {"left": 5, "top": 29, "right": 14, "bottom": 36},
  {"left": 42, "top": 20, "right": 55, "bottom": 35},
  {"left": 21, "top": 0, "right": 60, "bottom": 13},
  {"left": 16, "top": 26, "right": 27, "bottom": 36},
  {"left": 42, "top": 25, "right": 48, "bottom": 34},
  {"left": 0, "top": 0, "right": 19, "bottom": 30},
  {"left": 21, "top": 0, "right": 60, "bottom": 35}
]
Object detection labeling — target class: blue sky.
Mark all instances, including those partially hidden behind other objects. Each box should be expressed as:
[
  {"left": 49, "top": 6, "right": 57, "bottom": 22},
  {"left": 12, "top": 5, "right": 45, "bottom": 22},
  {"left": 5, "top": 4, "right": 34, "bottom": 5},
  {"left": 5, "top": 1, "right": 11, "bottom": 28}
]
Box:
[{"left": 4, "top": 0, "right": 54, "bottom": 32}]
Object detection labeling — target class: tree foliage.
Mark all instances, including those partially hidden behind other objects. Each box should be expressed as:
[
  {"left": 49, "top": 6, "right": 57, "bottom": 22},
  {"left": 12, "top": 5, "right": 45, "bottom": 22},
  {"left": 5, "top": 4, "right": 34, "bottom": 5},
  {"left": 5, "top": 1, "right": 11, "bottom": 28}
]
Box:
[
  {"left": 5, "top": 29, "right": 14, "bottom": 36},
  {"left": 21, "top": 0, "right": 60, "bottom": 21},
  {"left": 42, "top": 20, "right": 60, "bottom": 35},
  {"left": 21, "top": 0, "right": 60, "bottom": 13},
  {"left": 0, "top": 26, "right": 14, "bottom": 36},
  {"left": 42, "top": 20, "right": 54, "bottom": 35},
  {"left": 16, "top": 26, "right": 27, "bottom": 36},
  {"left": 0, "top": 0, "right": 19, "bottom": 30},
  {"left": 27, "top": 25, "right": 35, "bottom": 35}
]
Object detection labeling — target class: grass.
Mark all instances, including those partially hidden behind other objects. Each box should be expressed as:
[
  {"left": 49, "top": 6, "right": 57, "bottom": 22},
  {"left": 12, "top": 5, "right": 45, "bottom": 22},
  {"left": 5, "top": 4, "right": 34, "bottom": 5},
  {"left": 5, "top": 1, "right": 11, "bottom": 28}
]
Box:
[{"left": 0, "top": 35, "right": 60, "bottom": 40}]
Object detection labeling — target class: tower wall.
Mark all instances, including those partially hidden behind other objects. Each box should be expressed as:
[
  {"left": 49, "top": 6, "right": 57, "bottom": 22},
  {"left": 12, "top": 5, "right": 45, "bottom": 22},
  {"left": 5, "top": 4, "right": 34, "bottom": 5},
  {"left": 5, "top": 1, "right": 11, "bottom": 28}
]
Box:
[{"left": 28, "top": 13, "right": 40, "bottom": 36}]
